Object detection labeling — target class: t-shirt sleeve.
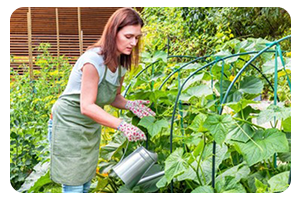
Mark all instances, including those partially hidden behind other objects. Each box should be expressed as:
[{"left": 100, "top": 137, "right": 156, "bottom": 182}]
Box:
[{"left": 77, "top": 51, "right": 105, "bottom": 84}]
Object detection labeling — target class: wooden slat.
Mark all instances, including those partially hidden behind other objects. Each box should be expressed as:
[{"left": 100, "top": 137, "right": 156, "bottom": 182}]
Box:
[
  {"left": 11, "top": 7, "right": 121, "bottom": 35},
  {"left": 10, "top": 34, "right": 101, "bottom": 74},
  {"left": 10, "top": 7, "right": 144, "bottom": 75}
]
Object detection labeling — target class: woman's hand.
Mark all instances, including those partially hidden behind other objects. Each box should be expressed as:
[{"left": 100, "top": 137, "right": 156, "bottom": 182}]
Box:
[
  {"left": 117, "top": 120, "right": 147, "bottom": 142},
  {"left": 125, "top": 100, "right": 156, "bottom": 119}
]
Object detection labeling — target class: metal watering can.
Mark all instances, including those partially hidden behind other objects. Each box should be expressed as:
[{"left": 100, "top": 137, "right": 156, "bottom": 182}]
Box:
[{"left": 112, "top": 146, "right": 165, "bottom": 189}]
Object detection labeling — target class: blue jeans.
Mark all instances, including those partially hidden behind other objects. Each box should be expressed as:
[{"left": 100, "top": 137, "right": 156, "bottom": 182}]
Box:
[
  {"left": 48, "top": 119, "right": 92, "bottom": 193},
  {"left": 48, "top": 118, "right": 53, "bottom": 144},
  {"left": 62, "top": 180, "right": 92, "bottom": 193}
]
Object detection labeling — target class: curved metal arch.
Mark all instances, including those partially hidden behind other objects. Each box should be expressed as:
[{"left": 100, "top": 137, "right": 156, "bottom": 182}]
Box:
[
  {"left": 158, "top": 50, "right": 279, "bottom": 91},
  {"left": 123, "top": 55, "right": 209, "bottom": 98},
  {"left": 158, "top": 55, "right": 211, "bottom": 90},
  {"left": 219, "top": 35, "right": 291, "bottom": 115},
  {"left": 169, "top": 50, "right": 282, "bottom": 151},
  {"left": 214, "top": 35, "right": 291, "bottom": 189},
  {"left": 238, "top": 57, "right": 280, "bottom": 102},
  {"left": 168, "top": 35, "right": 291, "bottom": 189},
  {"left": 123, "top": 60, "right": 160, "bottom": 98}
]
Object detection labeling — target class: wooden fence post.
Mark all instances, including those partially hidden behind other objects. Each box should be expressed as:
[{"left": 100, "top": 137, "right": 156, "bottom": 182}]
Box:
[
  {"left": 27, "top": 7, "right": 33, "bottom": 80},
  {"left": 56, "top": 8, "right": 61, "bottom": 93},
  {"left": 77, "top": 7, "right": 83, "bottom": 55},
  {"left": 56, "top": 8, "right": 60, "bottom": 58}
]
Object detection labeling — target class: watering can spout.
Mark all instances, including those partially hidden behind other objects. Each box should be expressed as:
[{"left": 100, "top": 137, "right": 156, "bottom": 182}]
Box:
[
  {"left": 137, "top": 171, "right": 165, "bottom": 185},
  {"left": 112, "top": 146, "right": 159, "bottom": 189}
]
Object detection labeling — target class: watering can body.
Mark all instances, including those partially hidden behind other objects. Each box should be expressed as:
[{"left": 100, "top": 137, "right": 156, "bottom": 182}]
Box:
[{"left": 112, "top": 146, "right": 158, "bottom": 189}]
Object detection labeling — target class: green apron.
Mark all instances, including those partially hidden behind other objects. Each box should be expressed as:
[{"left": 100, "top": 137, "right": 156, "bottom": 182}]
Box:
[{"left": 50, "top": 66, "right": 121, "bottom": 185}]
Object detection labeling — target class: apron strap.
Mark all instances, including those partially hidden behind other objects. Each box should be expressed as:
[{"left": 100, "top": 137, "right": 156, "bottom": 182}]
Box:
[
  {"left": 103, "top": 65, "right": 121, "bottom": 82},
  {"left": 118, "top": 65, "right": 122, "bottom": 78},
  {"left": 103, "top": 65, "right": 108, "bottom": 80}
]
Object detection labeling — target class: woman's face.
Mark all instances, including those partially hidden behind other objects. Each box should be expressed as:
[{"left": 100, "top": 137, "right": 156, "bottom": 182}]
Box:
[{"left": 116, "top": 24, "right": 142, "bottom": 56}]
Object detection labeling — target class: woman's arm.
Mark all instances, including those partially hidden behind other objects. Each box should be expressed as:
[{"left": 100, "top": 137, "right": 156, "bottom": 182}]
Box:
[
  {"left": 110, "top": 76, "right": 128, "bottom": 109},
  {"left": 80, "top": 63, "right": 122, "bottom": 129}
]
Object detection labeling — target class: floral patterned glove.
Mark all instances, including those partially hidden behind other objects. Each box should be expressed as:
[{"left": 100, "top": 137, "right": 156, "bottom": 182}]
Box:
[
  {"left": 117, "top": 120, "right": 147, "bottom": 142},
  {"left": 125, "top": 100, "right": 156, "bottom": 119}
]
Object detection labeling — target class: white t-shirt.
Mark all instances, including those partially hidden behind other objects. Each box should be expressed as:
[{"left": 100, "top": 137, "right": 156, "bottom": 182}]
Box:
[{"left": 61, "top": 47, "right": 127, "bottom": 96}]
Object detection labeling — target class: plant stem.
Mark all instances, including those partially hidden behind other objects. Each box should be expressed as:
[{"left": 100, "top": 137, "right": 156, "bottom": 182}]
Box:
[
  {"left": 235, "top": 121, "right": 263, "bottom": 151},
  {"left": 107, "top": 177, "right": 118, "bottom": 193},
  {"left": 198, "top": 163, "right": 207, "bottom": 185},
  {"left": 240, "top": 104, "right": 245, "bottom": 120},
  {"left": 263, "top": 160, "right": 271, "bottom": 179},
  {"left": 267, "top": 158, "right": 276, "bottom": 172},
  {"left": 196, "top": 135, "right": 207, "bottom": 185},
  {"left": 187, "top": 161, "right": 202, "bottom": 185},
  {"left": 233, "top": 117, "right": 265, "bottom": 130},
  {"left": 185, "top": 180, "right": 194, "bottom": 191},
  {"left": 274, "top": 120, "right": 278, "bottom": 129},
  {"left": 101, "top": 189, "right": 113, "bottom": 193}
]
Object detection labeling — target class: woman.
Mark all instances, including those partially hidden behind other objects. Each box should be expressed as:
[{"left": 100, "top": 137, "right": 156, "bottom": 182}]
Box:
[{"left": 49, "top": 7, "right": 155, "bottom": 193}]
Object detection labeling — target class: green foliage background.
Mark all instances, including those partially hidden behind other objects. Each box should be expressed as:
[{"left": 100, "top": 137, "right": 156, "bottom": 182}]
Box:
[{"left": 141, "top": 7, "right": 290, "bottom": 56}]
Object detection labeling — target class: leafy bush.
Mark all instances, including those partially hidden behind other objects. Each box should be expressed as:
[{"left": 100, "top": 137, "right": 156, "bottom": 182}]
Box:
[
  {"left": 10, "top": 43, "right": 72, "bottom": 190},
  {"left": 141, "top": 7, "right": 291, "bottom": 56}
]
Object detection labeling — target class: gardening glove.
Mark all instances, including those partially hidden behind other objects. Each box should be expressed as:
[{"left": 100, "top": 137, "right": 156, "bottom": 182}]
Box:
[
  {"left": 117, "top": 120, "right": 147, "bottom": 142},
  {"left": 125, "top": 100, "right": 156, "bottom": 119}
]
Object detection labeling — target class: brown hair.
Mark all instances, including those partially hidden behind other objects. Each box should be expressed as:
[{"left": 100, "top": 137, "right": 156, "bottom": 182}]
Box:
[{"left": 88, "top": 7, "right": 144, "bottom": 71}]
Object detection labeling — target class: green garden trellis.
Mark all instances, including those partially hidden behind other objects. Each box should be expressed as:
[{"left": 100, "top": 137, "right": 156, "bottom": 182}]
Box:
[{"left": 122, "top": 35, "right": 291, "bottom": 192}]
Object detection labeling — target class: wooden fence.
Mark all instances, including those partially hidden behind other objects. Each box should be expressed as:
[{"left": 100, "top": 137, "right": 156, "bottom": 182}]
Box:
[{"left": 10, "top": 7, "right": 122, "bottom": 77}]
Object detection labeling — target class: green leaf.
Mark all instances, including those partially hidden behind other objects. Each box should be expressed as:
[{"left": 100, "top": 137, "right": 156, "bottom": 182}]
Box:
[
  {"left": 100, "top": 134, "right": 127, "bottom": 160},
  {"left": 138, "top": 116, "right": 168, "bottom": 137},
  {"left": 152, "top": 51, "right": 168, "bottom": 62},
  {"left": 117, "top": 185, "right": 134, "bottom": 193},
  {"left": 156, "top": 175, "right": 168, "bottom": 188},
  {"left": 215, "top": 176, "right": 246, "bottom": 193},
  {"left": 214, "top": 50, "right": 239, "bottom": 63},
  {"left": 193, "top": 139, "right": 205, "bottom": 157},
  {"left": 27, "top": 171, "right": 53, "bottom": 193},
  {"left": 262, "top": 57, "right": 285, "bottom": 74},
  {"left": 239, "top": 76, "right": 264, "bottom": 94},
  {"left": 188, "top": 113, "right": 207, "bottom": 132},
  {"left": 164, "top": 148, "right": 189, "bottom": 183},
  {"left": 255, "top": 178, "right": 268, "bottom": 193},
  {"left": 203, "top": 114, "right": 234, "bottom": 144},
  {"left": 178, "top": 143, "right": 228, "bottom": 184},
  {"left": 98, "top": 161, "right": 117, "bottom": 174},
  {"left": 282, "top": 116, "right": 291, "bottom": 132},
  {"left": 180, "top": 85, "right": 212, "bottom": 101},
  {"left": 211, "top": 63, "right": 231, "bottom": 78},
  {"left": 216, "top": 163, "right": 250, "bottom": 183},
  {"left": 227, "top": 122, "right": 254, "bottom": 143},
  {"left": 226, "top": 99, "right": 258, "bottom": 113},
  {"left": 268, "top": 171, "right": 290, "bottom": 193},
  {"left": 234, "top": 128, "right": 289, "bottom": 166},
  {"left": 191, "top": 185, "right": 214, "bottom": 193},
  {"left": 95, "top": 176, "right": 109, "bottom": 193},
  {"left": 181, "top": 73, "right": 204, "bottom": 91},
  {"left": 279, "top": 127, "right": 291, "bottom": 160},
  {"left": 257, "top": 104, "right": 291, "bottom": 125},
  {"left": 183, "top": 63, "right": 202, "bottom": 70},
  {"left": 149, "top": 90, "right": 166, "bottom": 103},
  {"left": 18, "top": 162, "right": 50, "bottom": 192},
  {"left": 138, "top": 116, "right": 155, "bottom": 129},
  {"left": 215, "top": 80, "right": 242, "bottom": 103},
  {"left": 184, "top": 132, "right": 202, "bottom": 146}
]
